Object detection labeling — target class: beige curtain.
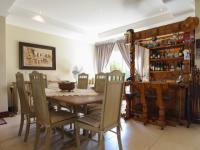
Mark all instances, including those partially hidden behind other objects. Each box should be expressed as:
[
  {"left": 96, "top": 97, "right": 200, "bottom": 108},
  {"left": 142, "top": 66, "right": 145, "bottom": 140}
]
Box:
[
  {"left": 95, "top": 43, "right": 115, "bottom": 73},
  {"left": 116, "top": 40, "right": 130, "bottom": 68},
  {"left": 135, "top": 45, "right": 149, "bottom": 81}
]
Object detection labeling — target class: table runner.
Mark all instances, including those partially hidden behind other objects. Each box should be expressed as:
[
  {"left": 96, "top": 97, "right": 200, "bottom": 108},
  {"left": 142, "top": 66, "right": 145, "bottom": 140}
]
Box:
[{"left": 45, "top": 87, "right": 99, "bottom": 97}]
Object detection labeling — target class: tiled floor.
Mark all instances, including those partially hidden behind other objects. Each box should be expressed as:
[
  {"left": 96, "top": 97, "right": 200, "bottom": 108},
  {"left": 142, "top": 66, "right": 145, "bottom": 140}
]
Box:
[{"left": 0, "top": 115, "right": 200, "bottom": 150}]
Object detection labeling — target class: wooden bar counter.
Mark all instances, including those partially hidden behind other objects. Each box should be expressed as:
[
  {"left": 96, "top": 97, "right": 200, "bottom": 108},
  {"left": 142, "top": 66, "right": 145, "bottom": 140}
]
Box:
[{"left": 124, "top": 80, "right": 189, "bottom": 129}]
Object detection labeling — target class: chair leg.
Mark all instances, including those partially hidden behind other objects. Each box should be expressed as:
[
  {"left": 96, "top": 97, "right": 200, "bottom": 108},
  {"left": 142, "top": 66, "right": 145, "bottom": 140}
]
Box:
[
  {"left": 99, "top": 131, "right": 105, "bottom": 150},
  {"left": 117, "top": 126, "right": 123, "bottom": 150},
  {"left": 69, "top": 107, "right": 73, "bottom": 129},
  {"left": 75, "top": 123, "right": 80, "bottom": 150},
  {"left": 18, "top": 114, "right": 24, "bottom": 136},
  {"left": 98, "top": 133, "right": 100, "bottom": 144},
  {"left": 24, "top": 115, "right": 31, "bottom": 142},
  {"left": 61, "top": 126, "right": 65, "bottom": 139},
  {"left": 45, "top": 127, "right": 51, "bottom": 150},
  {"left": 34, "top": 123, "right": 41, "bottom": 150}
]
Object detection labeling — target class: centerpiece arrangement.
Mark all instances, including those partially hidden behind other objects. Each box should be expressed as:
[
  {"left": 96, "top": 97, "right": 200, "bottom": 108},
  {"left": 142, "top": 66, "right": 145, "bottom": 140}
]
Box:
[{"left": 58, "top": 81, "right": 75, "bottom": 92}]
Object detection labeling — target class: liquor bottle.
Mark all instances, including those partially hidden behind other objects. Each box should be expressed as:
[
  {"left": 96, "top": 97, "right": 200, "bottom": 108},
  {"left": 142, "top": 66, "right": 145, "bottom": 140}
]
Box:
[
  {"left": 158, "top": 63, "right": 161, "bottom": 71},
  {"left": 171, "top": 63, "right": 175, "bottom": 71},
  {"left": 176, "top": 62, "right": 180, "bottom": 70},
  {"left": 154, "top": 63, "right": 156, "bottom": 71},
  {"left": 162, "top": 51, "right": 165, "bottom": 58},
  {"left": 160, "top": 63, "right": 163, "bottom": 71},
  {"left": 157, "top": 52, "right": 161, "bottom": 59},
  {"left": 178, "top": 48, "right": 183, "bottom": 57},
  {"left": 181, "top": 62, "right": 184, "bottom": 70},
  {"left": 165, "top": 63, "right": 168, "bottom": 71},
  {"left": 150, "top": 63, "right": 154, "bottom": 71},
  {"left": 154, "top": 51, "right": 157, "bottom": 59},
  {"left": 152, "top": 51, "right": 155, "bottom": 59},
  {"left": 150, "top": 52, "right": 153, "bottom": 59},
  {"left": 155, "top": 63, "right": 158, "bottom": 71},
  {"left": 163, "top": 62, "right": 166, "bottom": 71},
  {"left": 152, "top": 63, "right": 155, "bottom": 71}
]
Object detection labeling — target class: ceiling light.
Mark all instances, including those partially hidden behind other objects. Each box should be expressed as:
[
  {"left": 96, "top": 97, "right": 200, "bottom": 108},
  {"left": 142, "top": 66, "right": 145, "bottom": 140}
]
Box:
[{"left": 32, "top": 15, "right": 45, "bottom": 23}]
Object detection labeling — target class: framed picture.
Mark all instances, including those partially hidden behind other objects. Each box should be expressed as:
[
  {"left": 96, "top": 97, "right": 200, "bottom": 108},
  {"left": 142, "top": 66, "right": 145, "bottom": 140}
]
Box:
[{"left": 19, "top": 42, "right": 56, "bottom": 70}]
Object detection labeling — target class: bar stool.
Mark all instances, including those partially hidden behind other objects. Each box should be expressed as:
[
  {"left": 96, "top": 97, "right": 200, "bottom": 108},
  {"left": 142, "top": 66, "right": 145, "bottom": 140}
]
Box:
[
  {"left": 123, "top": 81, "right": 142, "bottom": 120},
  {"left": 143, "top": 82, "right": 168, "bottom": 130}
]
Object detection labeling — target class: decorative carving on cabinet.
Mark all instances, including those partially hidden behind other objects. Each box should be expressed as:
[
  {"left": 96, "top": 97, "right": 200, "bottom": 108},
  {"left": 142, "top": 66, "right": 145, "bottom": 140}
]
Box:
[{"left": 124, "top": 17, "right": 199, "bottom": 128}]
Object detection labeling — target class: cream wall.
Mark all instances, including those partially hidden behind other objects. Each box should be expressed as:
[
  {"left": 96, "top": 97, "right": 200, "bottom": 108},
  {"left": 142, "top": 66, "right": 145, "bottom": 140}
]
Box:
[{"left": 6, "top": 25, "right": 95, "bottom": 84}]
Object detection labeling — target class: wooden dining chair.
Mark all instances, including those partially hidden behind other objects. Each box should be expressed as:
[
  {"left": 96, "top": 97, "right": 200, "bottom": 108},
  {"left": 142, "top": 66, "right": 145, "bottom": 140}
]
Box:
[
  {"left": 16, "top": 72, "right": 35, "bottom": 142},
  {"left": 77, "top": 73, "right": 89, "bottom": 89},
  {"left": 75, "top": 70, "right": 125, "bottom": 150},
  {"left": 94, "top": 72, "right": 107, "bottom": 93},
  {"left": 40, "top": 73, "right": 48, "bottom": 88},
  {"left": 86, "top": 72, "right": 107, "bottom": 115},
  {"left": 29, "top": 71, "right": 76, "bottom": 150}
]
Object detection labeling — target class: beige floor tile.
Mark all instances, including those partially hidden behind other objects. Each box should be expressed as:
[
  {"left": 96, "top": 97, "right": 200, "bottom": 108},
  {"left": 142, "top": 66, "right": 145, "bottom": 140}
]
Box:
[
  {"left": 149, "top": 125, "right": 200, "bottom": 150},
  {"left": 1, "top": 115, "right": 200, "bottom": 150}
]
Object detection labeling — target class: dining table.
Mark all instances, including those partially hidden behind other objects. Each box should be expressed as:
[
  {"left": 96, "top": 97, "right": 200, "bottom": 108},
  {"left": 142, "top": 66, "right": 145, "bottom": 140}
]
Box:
[
  {"left": 45, "top": 86, "right": 104, "bottom": 138},
  {"left": 45, "top": 87, "right": 103, "bottom": 115}
]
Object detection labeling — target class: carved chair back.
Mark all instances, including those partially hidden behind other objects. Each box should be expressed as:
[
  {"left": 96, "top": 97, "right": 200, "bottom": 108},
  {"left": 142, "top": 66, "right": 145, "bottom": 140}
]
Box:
[
  {"left": 29, "top": 71, "right": 50, "bottom": 125},
  {"left": 16, "top": 72, "right": 31, "bottom": 114},
  {"left": 100, "top": 70, "right": 125, "bottom": 130},
  {"left": 94, "top": 72, "right": 106, "bottom": 93},
  {"left": 78, "top": 73, "right": 89, "bottom": 89}
]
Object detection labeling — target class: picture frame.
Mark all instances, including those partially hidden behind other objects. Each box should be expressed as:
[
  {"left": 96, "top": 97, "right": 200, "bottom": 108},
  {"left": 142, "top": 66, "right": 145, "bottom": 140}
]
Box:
[{"left": 19, "top": 42, "right": 56, "bottom": 70}]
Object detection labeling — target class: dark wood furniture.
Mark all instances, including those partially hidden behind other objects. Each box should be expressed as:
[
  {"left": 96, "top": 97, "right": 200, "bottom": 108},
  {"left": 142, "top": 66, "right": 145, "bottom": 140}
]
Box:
[
  {"left": 124, "top": 17, "right": 199, "bottom": 128},
  {"left": 189, "top": 66, "right": 200, "bottom": 123}
]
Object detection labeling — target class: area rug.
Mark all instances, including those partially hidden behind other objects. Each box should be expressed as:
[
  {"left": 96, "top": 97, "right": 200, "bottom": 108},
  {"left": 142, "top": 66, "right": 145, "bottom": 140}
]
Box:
[{"left": 0, "top": 118, "right": 7, "bottom": 125}]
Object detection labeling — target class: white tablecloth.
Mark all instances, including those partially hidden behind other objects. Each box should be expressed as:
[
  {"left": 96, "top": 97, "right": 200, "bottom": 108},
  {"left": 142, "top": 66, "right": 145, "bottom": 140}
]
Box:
[{"left": 45, "top": 87, "right": 99, "bottom": 97}]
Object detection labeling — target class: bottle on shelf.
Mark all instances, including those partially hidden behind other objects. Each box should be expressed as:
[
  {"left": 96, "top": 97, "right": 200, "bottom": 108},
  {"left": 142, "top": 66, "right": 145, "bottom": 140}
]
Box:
[
  {"left": 154, "top": 51, "right": 157, "bottom": 59},
  {"left": 154, "top": 52, "right": 156, "bottom": 59},
  {"left": 157, "top": 52, "right": 161, "bottom": 59},
  {"left": 178, "top": 47, "right": 183, "bottom": 57},
  {"left": 170, "top": 63, "right": 175, "bottom": 71},
  {"left": 158, "top": 62, "right": 161, "bottom": 71},
  {"left": 160, "top": 63, "right": 163, "bottom": 71},
  {"left": 150, "top": 63, "right": 154, "bottom": 71}
]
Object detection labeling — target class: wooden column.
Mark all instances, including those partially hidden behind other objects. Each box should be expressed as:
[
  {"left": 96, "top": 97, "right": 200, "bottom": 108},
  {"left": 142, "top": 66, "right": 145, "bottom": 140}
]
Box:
[
  {"left": 155, "top": 84, "right": 166, "bottom": 130},
  {"left": 195, "top": 0, "right": 200, "bottom": 67},
  {"left": 140, "top": 83, "right": 148, "bottom": 125},
  {"left": 128, "top": 29, "right": 135, "bottom": 82}
]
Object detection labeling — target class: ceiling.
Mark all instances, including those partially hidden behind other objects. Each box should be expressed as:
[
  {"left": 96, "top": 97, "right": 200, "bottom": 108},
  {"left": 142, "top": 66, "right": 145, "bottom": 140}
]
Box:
[{"left": 1, "top": 0, "right": 195, "bottom": 42}]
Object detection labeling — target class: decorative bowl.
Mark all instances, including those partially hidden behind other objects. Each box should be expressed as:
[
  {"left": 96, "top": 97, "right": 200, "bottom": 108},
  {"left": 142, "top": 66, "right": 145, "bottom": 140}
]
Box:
[{"left": 58, "top": 81, "right": 75, "bottom": 92}]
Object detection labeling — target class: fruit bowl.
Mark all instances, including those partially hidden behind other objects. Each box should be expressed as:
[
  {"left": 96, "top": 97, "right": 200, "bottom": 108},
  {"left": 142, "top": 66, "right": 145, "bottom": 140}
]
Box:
[{"left": 58, "top": 81, "right": 75, "bottom": 92}]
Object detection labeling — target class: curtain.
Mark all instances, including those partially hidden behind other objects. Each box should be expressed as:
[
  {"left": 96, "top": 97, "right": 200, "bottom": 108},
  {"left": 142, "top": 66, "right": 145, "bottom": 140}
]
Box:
[
  {"left": 135, "top": 45, "right": 149, "bottom": 81},
  {"left": 95, "top": 43, "right": 115, "bottom": 73},
  {"left": 116, "top": 40, "right": 130, "bottom": 68}
]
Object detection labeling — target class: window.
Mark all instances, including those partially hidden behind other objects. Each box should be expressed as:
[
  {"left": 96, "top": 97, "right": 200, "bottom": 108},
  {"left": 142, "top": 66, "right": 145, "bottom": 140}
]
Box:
[{"left": 104, "top": 44, "right": 130, "bottom": 79}]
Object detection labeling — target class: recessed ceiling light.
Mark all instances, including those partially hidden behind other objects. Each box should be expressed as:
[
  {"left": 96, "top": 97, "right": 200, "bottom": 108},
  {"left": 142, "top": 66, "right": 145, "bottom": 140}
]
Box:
[{"left": 32, "top": 15, "right": 45, "bottom": 23}]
